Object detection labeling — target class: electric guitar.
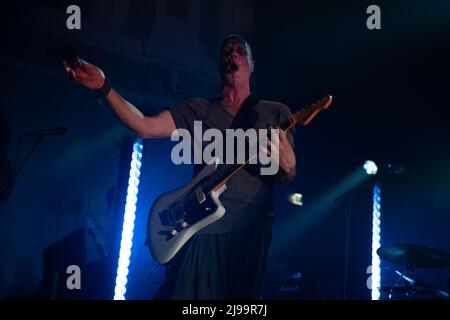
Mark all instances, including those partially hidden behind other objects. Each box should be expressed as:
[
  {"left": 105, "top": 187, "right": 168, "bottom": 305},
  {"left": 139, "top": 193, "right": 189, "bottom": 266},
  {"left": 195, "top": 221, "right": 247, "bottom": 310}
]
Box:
[{"left": 146, "top": 95, "right": 333, "bottom": 264}]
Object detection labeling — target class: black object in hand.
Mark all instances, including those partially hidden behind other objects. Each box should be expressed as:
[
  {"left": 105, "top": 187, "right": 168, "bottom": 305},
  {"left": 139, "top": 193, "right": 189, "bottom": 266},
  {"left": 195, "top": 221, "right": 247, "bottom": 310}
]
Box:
[{"left": 59, "top": 44, "right": 80, "bottom": 69}]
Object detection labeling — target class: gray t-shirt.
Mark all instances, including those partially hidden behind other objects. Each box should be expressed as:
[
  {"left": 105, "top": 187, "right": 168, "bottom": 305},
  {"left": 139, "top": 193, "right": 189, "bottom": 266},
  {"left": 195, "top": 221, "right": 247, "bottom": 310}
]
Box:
[{"left": 167, "top": 97, "right": 295, "bottom": 234}]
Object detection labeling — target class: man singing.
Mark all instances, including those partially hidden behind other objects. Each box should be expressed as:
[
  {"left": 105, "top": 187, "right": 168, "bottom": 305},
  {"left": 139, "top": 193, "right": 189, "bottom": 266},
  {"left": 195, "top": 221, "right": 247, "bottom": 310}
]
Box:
[{"left": 63, "top": 34, "right": 296, "bottom": 299}]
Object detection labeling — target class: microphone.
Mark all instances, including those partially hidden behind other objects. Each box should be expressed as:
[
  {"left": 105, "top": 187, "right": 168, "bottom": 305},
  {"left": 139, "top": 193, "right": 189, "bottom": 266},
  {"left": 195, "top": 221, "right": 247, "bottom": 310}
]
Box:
[
  {"left": 57, "top": 43, "right": 80, "bottom": 69},
  {"left": 23, "top": 127, "right": 68, "bottom": 137}
]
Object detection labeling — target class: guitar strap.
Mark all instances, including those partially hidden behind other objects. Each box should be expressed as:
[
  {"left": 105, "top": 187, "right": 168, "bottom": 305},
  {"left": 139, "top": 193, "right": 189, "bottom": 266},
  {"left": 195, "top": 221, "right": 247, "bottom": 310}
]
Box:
[
  {"left": 225, "top": 94, "right": 260, "bottom": 175},
  {"left": 229, "top": 94, "right": 259, "bottom": 130},
  {"left": 194, "top": 95, "right": 260, "bottom": 177}
]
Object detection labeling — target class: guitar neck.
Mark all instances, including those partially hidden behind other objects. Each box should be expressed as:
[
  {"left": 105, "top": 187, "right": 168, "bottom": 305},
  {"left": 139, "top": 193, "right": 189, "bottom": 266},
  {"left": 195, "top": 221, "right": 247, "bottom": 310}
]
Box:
[
  {"left": 204, "top": 116, "right": 294, "bottom": 193},
  {"left": 203, "top": 94, "right": 333, "bottom": 193},
  {"left": 204, "top": 162, "right": 244, "bottom": 193}
]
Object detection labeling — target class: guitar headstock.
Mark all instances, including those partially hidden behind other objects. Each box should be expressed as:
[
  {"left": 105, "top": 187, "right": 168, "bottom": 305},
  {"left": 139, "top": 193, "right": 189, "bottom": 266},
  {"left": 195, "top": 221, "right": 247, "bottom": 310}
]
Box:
[{"left": 291, "top": 95, "right": 333, "bottom": 127}]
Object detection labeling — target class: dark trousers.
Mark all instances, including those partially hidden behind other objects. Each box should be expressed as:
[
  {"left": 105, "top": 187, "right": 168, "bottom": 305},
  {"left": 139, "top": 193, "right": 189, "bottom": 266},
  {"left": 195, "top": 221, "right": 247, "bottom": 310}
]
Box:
[{"left": 153, "top": 219, "right": 272, "bottom": 300}]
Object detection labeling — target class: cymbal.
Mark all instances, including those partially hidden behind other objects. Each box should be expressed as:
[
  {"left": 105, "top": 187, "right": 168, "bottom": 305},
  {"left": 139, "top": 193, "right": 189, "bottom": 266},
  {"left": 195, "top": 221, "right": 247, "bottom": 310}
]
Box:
[
  {"left": 379, "top": 285, "right": 412, "bottom": 295},
  {"left": 377, "top": 244, "right": 450, "bottom": 268},
  {"left": 379, "top": 285, "right": 449, "bottom": 300}
]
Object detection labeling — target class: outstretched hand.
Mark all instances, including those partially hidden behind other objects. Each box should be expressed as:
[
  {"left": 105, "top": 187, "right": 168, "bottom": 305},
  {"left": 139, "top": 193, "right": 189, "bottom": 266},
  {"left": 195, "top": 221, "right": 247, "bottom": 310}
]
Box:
[{"left": 62, "top": 58, "right": 105, "bottom": 90}]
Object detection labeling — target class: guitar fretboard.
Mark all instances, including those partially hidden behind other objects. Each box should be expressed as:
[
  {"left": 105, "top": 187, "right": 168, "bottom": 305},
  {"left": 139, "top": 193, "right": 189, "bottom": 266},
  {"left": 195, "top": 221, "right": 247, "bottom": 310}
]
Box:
[{"left": 201, "top": 115, "right": 293, "bottom": 194}]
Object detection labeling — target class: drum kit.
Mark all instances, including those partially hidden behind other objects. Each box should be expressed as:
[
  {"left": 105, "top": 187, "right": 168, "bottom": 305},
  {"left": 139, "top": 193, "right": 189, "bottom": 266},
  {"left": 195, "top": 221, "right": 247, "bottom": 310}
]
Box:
[{"left": 377, "top": 244, "right": 450, "bottom": 300}]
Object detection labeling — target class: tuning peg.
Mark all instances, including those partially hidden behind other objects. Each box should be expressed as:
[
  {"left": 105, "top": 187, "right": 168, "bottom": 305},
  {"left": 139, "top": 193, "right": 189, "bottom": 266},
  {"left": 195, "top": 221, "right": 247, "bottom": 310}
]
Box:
[
  {"left": 181, "top": 221, "right": 189, "bottom": 228},
  {"left": 170, "top": 229, "right": 178, "bottom": 236}
]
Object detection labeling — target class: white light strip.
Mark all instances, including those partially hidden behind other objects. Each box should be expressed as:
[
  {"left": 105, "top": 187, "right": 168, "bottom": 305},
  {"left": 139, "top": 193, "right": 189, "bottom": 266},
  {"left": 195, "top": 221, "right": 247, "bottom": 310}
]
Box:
[
  {"left": 114, "top": 138, "right": 143, "bottom": 300},
  {"left": 371, "top": 184, "right": 381, "bottom": 300}
]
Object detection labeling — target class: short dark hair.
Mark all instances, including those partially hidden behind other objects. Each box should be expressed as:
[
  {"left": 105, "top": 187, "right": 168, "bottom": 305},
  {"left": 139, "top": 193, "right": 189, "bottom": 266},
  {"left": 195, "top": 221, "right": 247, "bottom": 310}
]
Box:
[{"left": 219, "top": 34, "right": 253, "bottom": 63}]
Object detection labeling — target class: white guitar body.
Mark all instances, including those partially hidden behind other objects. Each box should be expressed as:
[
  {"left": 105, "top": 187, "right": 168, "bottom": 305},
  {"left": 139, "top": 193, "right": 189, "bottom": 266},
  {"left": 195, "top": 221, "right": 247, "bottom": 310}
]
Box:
[
  {"left": 146, "top": 95, "right": 332, "bottom": 265},
  {"left": 146, "top": 161, "right": 227, "bottom": 264}
]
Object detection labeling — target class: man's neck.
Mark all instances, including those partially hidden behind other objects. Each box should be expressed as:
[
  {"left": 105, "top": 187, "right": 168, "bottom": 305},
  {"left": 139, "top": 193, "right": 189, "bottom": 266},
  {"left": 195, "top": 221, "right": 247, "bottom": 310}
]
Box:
[{"left": 221, "top": 83, "right": 251, "bottom": 111}]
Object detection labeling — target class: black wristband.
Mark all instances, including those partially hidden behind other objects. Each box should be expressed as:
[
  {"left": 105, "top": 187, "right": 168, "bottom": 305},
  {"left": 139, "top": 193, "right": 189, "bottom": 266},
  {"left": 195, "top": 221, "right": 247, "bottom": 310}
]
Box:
[{"left": 96, "top": 78, "right": 112, "bottom": 97}]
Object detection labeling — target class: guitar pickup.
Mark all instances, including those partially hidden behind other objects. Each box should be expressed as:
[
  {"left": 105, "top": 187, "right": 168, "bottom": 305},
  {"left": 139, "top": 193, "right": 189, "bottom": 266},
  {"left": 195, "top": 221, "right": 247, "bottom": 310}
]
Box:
[{"left": 195, "top": 187, "right": 206, "bottom": 204}]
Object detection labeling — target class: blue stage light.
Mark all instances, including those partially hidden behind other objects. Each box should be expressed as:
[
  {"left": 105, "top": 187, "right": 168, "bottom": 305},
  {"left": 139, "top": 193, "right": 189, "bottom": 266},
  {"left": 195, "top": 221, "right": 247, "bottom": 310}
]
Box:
[
  {"left": 371, "top": 184, "right": 381, "bottom": 300},
  {"left": 114, "top": 138, "right": 143, "bottom": 300}
]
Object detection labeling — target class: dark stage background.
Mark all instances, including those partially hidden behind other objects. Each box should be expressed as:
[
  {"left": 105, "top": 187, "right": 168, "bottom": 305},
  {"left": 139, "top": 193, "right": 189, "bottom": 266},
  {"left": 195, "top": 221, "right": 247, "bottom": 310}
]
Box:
[{"left": 0, "top": 0, "right": 449, "bottom": 300}]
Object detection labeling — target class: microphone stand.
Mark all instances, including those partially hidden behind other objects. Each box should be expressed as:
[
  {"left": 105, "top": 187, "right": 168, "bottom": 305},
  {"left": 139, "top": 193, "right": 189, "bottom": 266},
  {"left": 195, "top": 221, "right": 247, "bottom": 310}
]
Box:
[
  {"left": 344, "top": 193, "right": 352, "bottom": 300},
  {"left": 334, "top": 188, "right": 356, "bottom": 300},
  {"left": 334, "top": 176, "right": 377, "bottom": 299}
]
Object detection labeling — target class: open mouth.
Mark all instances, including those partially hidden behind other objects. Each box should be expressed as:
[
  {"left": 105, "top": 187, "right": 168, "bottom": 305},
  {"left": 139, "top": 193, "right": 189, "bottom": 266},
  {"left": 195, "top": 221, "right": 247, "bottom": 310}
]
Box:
[{"left": 226, "top": 62, "right": 238, "bottom": 72}]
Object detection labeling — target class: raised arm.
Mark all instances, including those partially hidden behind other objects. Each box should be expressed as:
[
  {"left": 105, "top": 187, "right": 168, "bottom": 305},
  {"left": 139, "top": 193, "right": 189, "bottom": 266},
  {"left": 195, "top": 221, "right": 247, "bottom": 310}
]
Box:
[{"left": 62, "top": 58, "right": 176, "bottom": 138}]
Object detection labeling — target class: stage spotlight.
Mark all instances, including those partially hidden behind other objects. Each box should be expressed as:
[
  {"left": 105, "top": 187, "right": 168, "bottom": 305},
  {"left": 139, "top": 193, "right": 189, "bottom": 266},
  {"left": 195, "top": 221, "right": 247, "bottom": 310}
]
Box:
[
  {"left": 272, "top": 164, "right": 371, "bottom": 252},
  {"left": 364, "top": 160, "right": 378, "bottom": 175},
  {"left": 288, "top": 193, "right": 303, "bottom": 206}
]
